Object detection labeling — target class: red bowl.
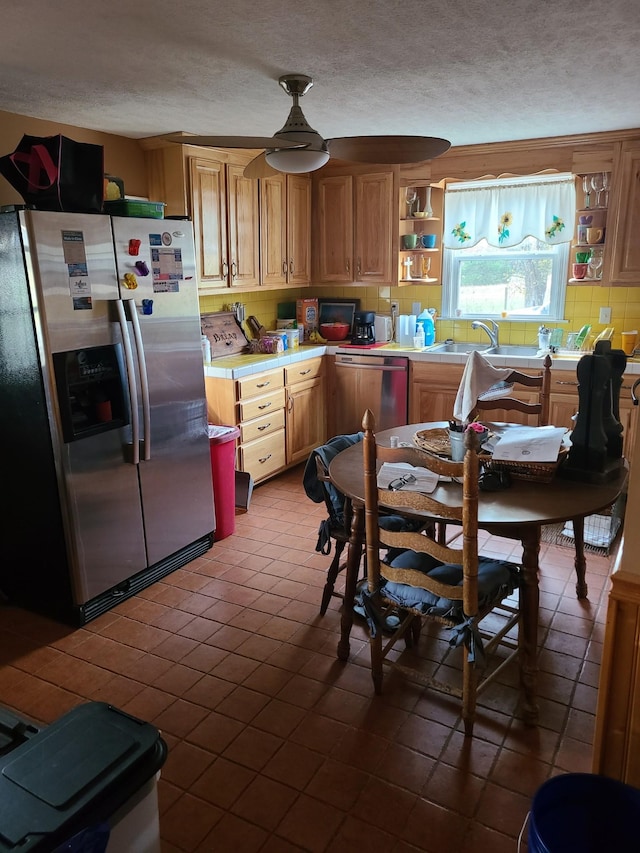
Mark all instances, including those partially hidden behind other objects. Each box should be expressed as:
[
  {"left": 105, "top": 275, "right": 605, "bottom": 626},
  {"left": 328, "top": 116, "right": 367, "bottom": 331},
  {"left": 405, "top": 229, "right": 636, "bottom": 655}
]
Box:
[{"left": 320, "top": 322, "right": 350, "bottom": 341}]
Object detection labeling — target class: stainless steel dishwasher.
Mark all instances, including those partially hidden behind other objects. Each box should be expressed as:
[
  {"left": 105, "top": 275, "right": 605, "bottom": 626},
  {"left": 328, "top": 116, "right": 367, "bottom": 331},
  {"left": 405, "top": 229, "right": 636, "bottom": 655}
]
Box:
[{"left": 334, "top": 353, "right": 409, "bottom": 436}]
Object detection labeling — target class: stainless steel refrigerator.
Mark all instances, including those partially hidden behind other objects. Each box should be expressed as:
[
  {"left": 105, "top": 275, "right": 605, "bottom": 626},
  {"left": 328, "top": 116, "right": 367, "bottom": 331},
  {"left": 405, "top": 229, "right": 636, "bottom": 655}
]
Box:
[{"left": 0, "top": 209, "right": 215, "bottom": 624}]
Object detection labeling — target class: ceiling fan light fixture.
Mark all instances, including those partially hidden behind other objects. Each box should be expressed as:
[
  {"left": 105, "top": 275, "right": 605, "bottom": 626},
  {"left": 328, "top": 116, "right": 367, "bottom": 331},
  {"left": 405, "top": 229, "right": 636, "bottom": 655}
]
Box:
[{"left": 265, "top": 147, "right": 330, "bottom": 173}]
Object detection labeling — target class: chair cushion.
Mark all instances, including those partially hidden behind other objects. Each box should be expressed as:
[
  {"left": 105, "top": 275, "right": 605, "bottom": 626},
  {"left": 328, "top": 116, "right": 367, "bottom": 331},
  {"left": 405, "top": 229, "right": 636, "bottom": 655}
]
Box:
[{"left": 382, "top": 553, "right": 519, "bottom": 620}]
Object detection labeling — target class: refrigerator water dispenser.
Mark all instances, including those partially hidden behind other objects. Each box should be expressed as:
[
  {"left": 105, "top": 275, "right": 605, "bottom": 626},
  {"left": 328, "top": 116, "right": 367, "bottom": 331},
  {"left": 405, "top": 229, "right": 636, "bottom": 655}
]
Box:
[{"left": 53, "top": 344, "right": 129, "bottom": 443}]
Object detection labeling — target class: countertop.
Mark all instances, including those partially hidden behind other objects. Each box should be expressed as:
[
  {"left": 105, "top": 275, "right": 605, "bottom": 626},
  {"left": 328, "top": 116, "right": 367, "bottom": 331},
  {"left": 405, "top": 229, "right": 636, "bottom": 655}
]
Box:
[{"left": 203, "top": 342, "right": 640, "bottom": 379}]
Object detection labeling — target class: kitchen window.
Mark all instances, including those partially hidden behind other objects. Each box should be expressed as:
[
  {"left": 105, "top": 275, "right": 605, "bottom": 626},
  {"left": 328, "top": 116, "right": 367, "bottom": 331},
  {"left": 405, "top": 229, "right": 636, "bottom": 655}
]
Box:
[{"left": 441, "top": 173, "right": 575, "bottom": 321}]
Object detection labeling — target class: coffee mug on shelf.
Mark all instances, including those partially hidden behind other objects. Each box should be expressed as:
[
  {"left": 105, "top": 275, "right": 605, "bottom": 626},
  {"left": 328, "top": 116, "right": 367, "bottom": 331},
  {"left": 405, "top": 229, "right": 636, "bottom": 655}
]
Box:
[
  {"left": 587, "top": 227, "right": 603, "bottom": 244},
  {"left": 420, "top": 233, "right": 437, "bottom": 249},
  {"left": 402, "top": 233, "right": 418, "bottom": 249},
  {"left": 572, "top": 262, "right": 588, "bottom": 280}
]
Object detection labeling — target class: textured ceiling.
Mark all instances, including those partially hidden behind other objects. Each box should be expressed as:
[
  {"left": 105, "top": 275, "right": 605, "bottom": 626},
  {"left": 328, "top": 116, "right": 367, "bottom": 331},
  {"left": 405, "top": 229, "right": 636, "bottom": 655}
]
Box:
[{"left": 0, "top": 0, "right": 638, "bottom": 148}]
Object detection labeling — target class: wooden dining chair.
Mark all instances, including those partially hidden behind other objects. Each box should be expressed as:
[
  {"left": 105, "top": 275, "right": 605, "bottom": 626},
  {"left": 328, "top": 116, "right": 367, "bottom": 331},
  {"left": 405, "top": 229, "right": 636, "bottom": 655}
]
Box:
[
  {"left": 468, "top": 353, "right": 589, "bottom": 598},
  {"left": 361, "top": 408, "right": 522, "bottom": 736},
  {"left": 303, "top": 433, "right": 365, "bottom": 615},
  {"left": 469, "top": 353, "right": 552, "bottom": 426}
]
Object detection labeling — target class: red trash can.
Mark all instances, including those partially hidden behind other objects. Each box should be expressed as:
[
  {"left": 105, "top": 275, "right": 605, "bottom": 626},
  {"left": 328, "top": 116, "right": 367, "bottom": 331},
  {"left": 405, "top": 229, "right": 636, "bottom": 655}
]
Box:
[{"left": 208, "top": 425, "right": 240, "bottom": 541}]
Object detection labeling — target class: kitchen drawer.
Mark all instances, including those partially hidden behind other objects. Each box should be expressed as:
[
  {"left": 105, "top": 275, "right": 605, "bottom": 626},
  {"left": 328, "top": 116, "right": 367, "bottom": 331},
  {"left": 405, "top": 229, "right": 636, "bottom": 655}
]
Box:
[
  {"left": 240, "top": 429, "right": 286, "bottom": 482},
  {"left": 238, "top": 388, "right": 285, "bottom": 422},
  {"left": 237, "top": 369, "right": 284, "bottom": 400},
  {"left": 284, "top": 358, "right": 323, "bottom": 386},
  {"left": 240, "top": 408, "right": 285, "bottom": 443}
]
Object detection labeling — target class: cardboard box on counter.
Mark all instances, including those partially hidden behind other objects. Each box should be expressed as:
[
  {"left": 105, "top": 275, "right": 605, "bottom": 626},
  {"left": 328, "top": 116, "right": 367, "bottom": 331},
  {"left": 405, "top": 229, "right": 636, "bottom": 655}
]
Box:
[{"left": 297, "top": 299, "right": 318, "bottom": 339}]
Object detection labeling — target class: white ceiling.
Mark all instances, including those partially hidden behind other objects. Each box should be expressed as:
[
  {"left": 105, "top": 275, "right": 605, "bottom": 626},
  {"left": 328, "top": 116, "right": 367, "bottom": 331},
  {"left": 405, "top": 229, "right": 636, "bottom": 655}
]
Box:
[{"left": 1, "top": 0, "right": 639, "bottom": 149}]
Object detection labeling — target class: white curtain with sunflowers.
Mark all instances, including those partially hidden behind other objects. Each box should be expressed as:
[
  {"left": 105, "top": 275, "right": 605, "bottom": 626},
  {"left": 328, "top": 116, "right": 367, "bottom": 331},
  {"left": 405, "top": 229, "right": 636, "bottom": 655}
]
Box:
[{"left": 443, "top": 172, "right": 576, "bottom": 249}]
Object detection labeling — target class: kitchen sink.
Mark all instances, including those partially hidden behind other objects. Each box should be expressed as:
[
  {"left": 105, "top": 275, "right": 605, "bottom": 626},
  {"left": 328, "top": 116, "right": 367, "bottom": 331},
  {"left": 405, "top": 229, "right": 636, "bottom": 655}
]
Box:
[
  {"left": 485, "top": 345, "right": 542, "bottom": 357},
  {"left": 428, "top": 342, "right": 492, "bottom": 354},
  {"left": 427, "top": 341, "right": 542, "bottom": 357}
]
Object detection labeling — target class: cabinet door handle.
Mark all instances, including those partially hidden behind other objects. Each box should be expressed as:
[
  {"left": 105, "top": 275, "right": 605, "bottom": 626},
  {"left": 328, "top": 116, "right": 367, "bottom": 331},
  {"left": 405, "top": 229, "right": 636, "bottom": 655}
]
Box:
[
  {"left": 346, "top": 258, "right": 350, "bottom": 273},
  {"left": 257, "top": 422, "right": 271, "bottom": 431},
  {"left": 231, "top": 260, "right": 237, "bottom": 279},
  {"left": 282, "top": 260, "right": 288, "bottom": 274},
  {"left": 258, "top": 402, "right": 272, "bottom": 410},
  {"left": 357, "top": 258, "right": 362, "bottom": 276},
  {"left": 222, "top": 260, "right": 229, "bottom": 277},
  {"left": 259, "top": 453, "right": 273, "bottom": 463},
  {"left": 287, "top": 395, "right": 293, "bottom": 412},
  {"left": 289, "top": 259, "right": 294, "bottom": 274},
  {"left": 256, "top": 380, "right": 271, "bottom": 388}
]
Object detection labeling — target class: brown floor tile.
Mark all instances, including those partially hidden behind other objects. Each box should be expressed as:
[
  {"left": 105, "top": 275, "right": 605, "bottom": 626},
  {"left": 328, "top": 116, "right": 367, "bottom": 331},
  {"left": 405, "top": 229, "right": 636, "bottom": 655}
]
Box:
[{"left": 0, "top": 464, "right": 617, "bottom": 853}]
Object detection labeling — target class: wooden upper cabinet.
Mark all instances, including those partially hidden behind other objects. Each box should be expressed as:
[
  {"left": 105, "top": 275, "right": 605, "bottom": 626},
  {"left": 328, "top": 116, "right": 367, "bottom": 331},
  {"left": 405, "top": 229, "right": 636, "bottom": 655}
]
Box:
[
  {"left": 354, "top": 171, "right": 394, "bottom": 283},
  {"left": 604, "top": 141, "right": 640, "bottom": 285},
  {"left": 189, "top": 157, "right": 227, "bottom": 287},
  {"left": 314, "top": 170, "right": 394, "bottom": 285},
  {"left": 315, "top": 174, "right": 354, "bottom": 282},
  {"left": 226, "top": 163, "right": 260, "bottom": 288},
  {"left": 288, "top": 175, "right": 312, "bottom": 285},
  {"left": 146, "top": 148, "right": 258, "bottom": 292},
  {"left": 260, "top": 173, "right": 311, "bottom": 287}
]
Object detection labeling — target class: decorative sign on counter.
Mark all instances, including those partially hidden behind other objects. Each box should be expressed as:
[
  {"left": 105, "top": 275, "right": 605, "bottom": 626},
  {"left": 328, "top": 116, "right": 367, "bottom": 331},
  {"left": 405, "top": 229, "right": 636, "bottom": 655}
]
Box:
[{"left": 201, "top": 312, "right": 250, "bottom": 358}]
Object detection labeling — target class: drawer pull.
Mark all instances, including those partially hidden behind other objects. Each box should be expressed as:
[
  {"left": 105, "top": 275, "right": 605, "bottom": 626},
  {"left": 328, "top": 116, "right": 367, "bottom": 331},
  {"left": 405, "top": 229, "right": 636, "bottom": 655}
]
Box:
[
  {"left": 259, "top": 453, "right": 273, "bottom": 463},
  {"left": 256, "top": 380, "right": 271, "bottom": 388},
  {"left": 555, "top": 380, "right": 579, "bottom": 386},
  {"left": 299, "top": 369, "right": 311, "bottom": 376},
  {"left": 257, "top": 423, "right": 271, "bottom": 431},
  {"left": 258, "top": 402, "right": 272, "bottom": 410}
]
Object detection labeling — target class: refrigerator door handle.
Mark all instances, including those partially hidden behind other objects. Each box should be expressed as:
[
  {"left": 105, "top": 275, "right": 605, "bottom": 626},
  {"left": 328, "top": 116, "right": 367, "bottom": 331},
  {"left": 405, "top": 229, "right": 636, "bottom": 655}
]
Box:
[
  {"left": 127, "top": 300, "right": 152, "bottom": 461},
  {"left": 116, "top": 299, "right": 140, "bottom": 465}
]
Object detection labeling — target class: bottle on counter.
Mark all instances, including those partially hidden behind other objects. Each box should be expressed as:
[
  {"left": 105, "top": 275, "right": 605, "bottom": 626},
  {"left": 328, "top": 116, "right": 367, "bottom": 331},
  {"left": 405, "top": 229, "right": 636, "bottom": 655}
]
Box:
[
  {"left": 416, "top": 310, "right": 435, "bottom": 346},
  {"left": 201, "top": 334, "right": 211, "bottom": 364}
]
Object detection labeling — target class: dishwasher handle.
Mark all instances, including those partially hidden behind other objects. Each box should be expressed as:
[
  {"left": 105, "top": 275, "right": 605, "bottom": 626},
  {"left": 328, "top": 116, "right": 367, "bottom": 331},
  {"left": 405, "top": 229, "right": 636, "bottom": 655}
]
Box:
[{"left": 336, "top": 361, "right": 407, "bottom": 371}]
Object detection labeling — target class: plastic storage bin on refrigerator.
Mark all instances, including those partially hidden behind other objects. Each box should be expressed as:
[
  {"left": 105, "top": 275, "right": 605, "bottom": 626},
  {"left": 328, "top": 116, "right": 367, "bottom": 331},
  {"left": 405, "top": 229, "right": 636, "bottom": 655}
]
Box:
[{"left": 0, "top": 702, "right": 167, "bottom": 852}]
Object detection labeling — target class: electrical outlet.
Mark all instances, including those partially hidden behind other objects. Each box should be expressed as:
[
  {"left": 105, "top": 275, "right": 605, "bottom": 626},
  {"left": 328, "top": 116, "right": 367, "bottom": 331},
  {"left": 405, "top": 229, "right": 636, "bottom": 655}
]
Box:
[
  {"left": 391, "top": 301, "right": 399, "bottom": 314},
  {"left": 599, "top": 307, "right": 612, "bottom": 324}
]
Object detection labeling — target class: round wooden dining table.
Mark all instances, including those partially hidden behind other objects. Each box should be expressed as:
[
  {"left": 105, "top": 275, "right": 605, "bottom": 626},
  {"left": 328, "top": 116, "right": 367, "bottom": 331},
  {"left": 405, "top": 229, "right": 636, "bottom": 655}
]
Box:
[{"left": 328, "top": 422, "right": 627, "bottom": 724}]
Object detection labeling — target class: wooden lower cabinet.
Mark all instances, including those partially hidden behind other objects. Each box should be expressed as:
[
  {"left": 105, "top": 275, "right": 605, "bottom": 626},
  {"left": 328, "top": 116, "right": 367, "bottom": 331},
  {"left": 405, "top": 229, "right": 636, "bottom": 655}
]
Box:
[
  {"left": 285, "top": 358, "right": 326, "bottom": 465},
  {"left": 205, "top": 359, "right": 326, "bottom": 484},
  {"left": 205, "top": 367, "right": 285, "bottom": 485},
  {"left": 551, "top": 368, "right": 638, "bottom": 464},
  {"left": 410, "top": 361, "right": 637, "bottom": 464},
  {"left": 409, "top": 362, "right": 463, "bottom": 423}
]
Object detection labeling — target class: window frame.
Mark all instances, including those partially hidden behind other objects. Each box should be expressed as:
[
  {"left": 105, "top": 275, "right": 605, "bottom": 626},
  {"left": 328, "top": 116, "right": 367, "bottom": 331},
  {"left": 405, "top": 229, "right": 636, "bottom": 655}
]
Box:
[{"left": 441, "top": 237, "right": 570, "bottom": 321}]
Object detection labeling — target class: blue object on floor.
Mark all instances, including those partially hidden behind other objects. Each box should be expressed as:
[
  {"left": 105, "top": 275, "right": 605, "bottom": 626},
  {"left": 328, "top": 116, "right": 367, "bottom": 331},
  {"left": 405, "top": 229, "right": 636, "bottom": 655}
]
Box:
[{"left": 528, "top": 772, "right": 640, "bottom": 852}]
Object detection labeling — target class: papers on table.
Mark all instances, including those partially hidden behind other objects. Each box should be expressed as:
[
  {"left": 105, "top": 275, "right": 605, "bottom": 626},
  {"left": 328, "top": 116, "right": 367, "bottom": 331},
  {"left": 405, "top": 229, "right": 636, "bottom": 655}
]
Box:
[
  {"left": 483, "top": 425, "right": 568, "bottom": 463},
  {"left": 377, "top": 462, "right": 439, "bottom": 493}
]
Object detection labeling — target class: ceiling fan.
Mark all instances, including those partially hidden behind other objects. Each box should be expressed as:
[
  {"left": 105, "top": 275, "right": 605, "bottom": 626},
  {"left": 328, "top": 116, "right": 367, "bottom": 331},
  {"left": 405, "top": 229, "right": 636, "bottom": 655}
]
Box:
[{"left": 164, "top": 74, "right": 451, "bottom": 179}]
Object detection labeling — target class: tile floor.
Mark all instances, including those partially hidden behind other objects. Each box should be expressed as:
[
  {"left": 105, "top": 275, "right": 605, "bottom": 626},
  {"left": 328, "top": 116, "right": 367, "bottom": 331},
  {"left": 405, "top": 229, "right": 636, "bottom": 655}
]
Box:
[{"left": 0, "top": 463, "right": 614, "bottom": 852}]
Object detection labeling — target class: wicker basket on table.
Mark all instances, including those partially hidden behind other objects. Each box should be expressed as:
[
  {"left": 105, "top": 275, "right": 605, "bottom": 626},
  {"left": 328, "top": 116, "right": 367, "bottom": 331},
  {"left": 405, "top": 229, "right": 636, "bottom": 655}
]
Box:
[
  {"left": 477, "top": 446, "right": 570, "bottom": 484},
  {"left": 413, "top": 428, "right": 455, "bottom": 457}
]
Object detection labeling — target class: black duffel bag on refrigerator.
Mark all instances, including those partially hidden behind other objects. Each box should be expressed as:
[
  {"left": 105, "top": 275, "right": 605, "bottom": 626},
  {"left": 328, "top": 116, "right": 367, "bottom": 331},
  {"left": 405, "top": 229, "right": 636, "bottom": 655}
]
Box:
[{"left": 0, "top": 133, "right": 104, "bottom": 213}]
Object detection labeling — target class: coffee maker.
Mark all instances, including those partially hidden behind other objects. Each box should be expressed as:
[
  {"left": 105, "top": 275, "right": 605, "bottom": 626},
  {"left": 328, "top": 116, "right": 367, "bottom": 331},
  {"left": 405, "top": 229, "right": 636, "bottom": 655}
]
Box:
[{"left": 351, "top": 310, "right": 376, "bottom": 345}]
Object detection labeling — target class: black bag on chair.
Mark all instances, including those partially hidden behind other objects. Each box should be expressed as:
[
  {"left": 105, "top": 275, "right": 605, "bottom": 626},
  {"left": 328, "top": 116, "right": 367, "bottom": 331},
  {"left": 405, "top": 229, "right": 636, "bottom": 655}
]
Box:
[{"left": 0, "top": 134, "right": 104, "bottom": 213}]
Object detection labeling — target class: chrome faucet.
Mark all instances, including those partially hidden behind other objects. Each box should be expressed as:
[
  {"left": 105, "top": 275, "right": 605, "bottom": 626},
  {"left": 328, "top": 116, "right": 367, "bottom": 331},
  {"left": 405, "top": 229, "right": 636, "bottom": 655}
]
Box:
[{"left": 471, "top": 319, "right": 500, "bottom": 349}]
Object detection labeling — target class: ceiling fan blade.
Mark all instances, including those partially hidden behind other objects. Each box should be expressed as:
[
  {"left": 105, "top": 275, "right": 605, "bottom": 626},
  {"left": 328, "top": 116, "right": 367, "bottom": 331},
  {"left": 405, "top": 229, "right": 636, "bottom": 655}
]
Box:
[
  {"left": 243, "top": 152, "right": 280, "bottom": 179},
  {"left": 163, "top": 134, "right": 307, "bottom": 150},
  {"left": 327, "top": 136, "right": 451, "bottom": 164}
]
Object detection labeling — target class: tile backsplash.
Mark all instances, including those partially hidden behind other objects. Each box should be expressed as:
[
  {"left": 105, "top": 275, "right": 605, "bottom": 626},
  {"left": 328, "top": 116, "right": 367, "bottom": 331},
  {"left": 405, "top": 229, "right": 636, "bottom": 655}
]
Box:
[{"left": 199, "top": 282, "right": 640, "bottom": 352}]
